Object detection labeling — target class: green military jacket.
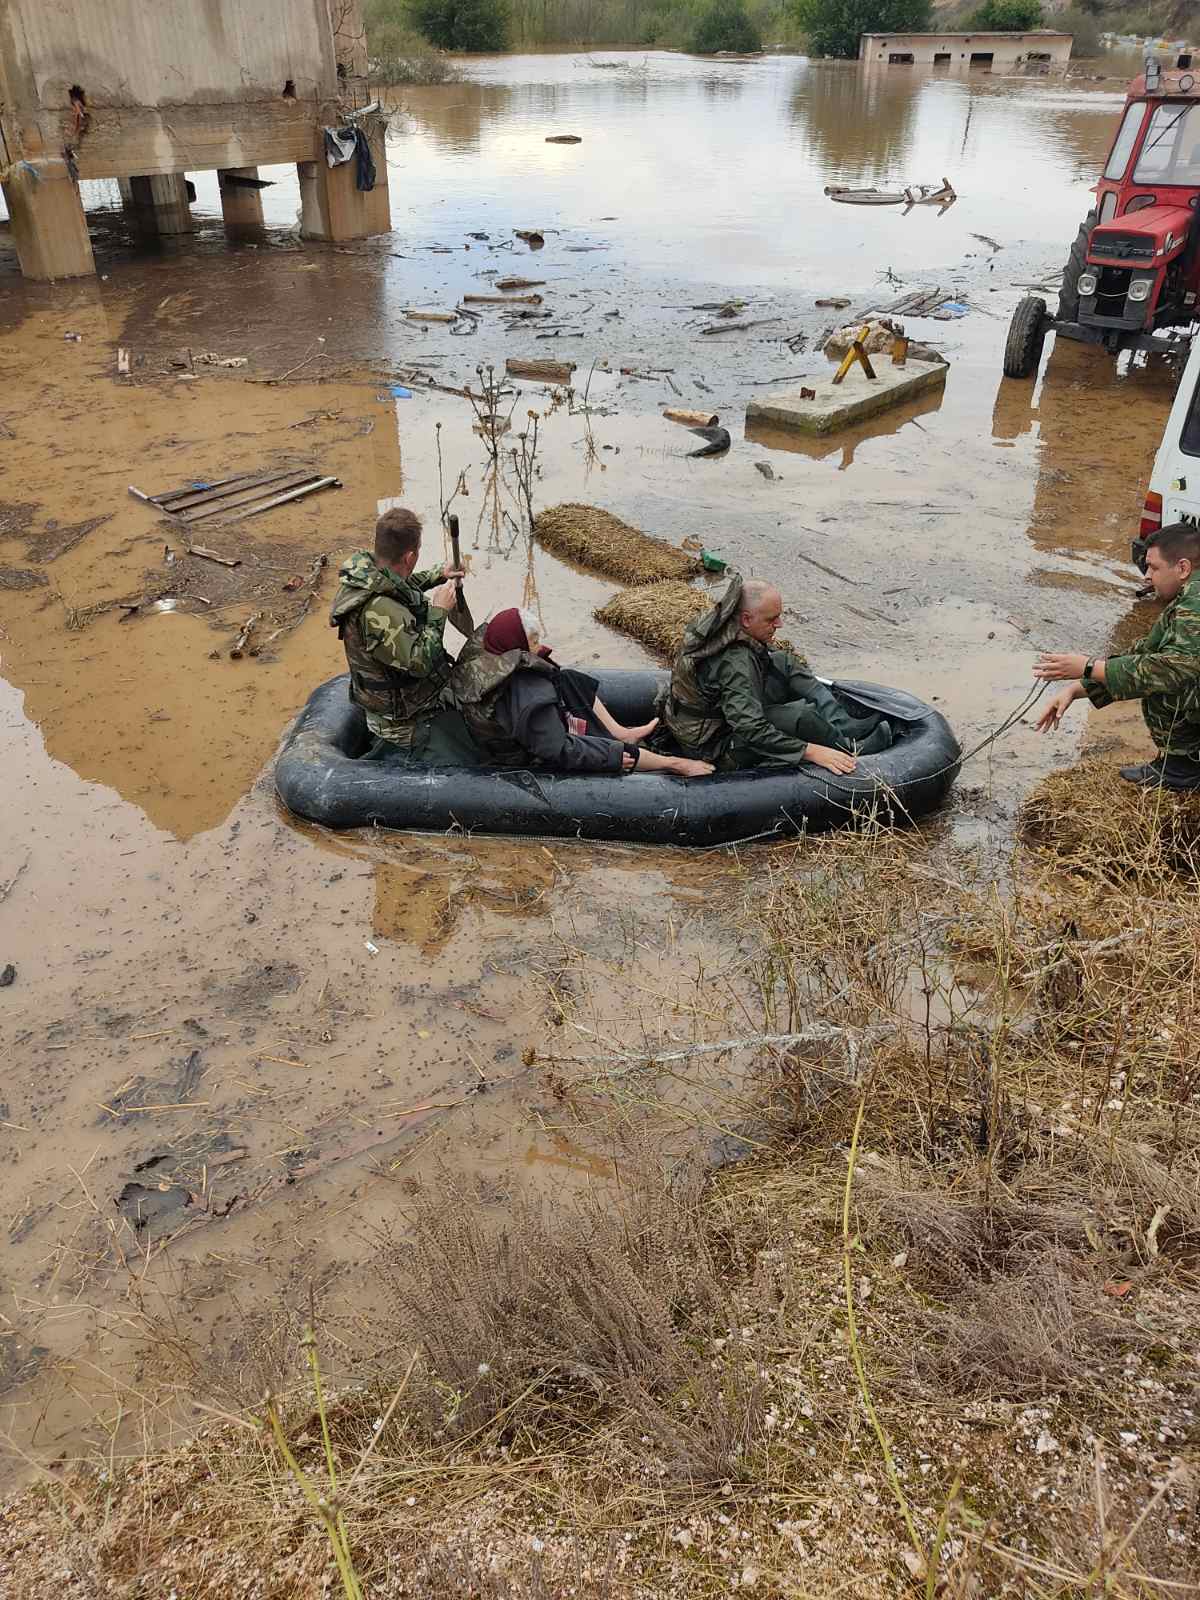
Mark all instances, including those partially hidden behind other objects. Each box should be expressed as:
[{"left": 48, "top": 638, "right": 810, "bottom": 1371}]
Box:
[
  {"left": 661, "top": 576, "right": 811, "bottom": 769},
  {"left": 329, "top": 551, "right": 452, "bottom": 747},
  {"left": 1086, "top": 573, "right": 1200, "bottom": 757}
]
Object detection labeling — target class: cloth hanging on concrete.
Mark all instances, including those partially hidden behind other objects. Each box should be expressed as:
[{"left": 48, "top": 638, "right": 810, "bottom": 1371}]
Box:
[{"left": 322, "top": 125, "right": 376, "bottom": 192}]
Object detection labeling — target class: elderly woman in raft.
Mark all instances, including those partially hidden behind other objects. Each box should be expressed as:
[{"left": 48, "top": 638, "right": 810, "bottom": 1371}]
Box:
[{"left": 450, "top": 608, "right": 714, "bottom": 778}]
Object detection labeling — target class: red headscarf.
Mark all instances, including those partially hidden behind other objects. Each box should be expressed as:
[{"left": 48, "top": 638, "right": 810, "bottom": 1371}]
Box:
[{"left": 483, "top": 608, "right": 529, "bottom": 655}]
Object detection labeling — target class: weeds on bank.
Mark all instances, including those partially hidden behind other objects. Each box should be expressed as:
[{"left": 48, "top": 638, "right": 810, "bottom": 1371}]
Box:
[{"left": 6, "top": 777, "right": 1200, "bottom": 1596}]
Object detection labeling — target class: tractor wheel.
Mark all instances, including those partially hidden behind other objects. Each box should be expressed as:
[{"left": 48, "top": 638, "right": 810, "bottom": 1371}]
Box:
[
  {"left": 1003, "top": 296, "right": 1048, "bottom": 379},
  {"left": 1057, "top": 210, "right": 1097, "bottom": 323}
]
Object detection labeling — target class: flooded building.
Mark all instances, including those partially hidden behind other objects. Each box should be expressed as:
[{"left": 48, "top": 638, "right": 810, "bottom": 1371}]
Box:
[
  {"left": 0, "top": 0, "right": 389, "bottom": 280},
  {"left": 859, "top": 31, "right": 1074, "bottom": 69}
]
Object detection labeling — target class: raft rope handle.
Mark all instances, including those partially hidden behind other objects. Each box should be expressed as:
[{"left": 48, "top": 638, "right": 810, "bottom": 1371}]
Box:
[{"left": 700, "top": 678, "right": 1051, "bottom": 852}]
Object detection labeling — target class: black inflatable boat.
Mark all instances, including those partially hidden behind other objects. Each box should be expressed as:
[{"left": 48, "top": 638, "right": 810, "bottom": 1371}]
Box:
[{"left": 275, "top": 671, "right": 960, "bottom": 846}]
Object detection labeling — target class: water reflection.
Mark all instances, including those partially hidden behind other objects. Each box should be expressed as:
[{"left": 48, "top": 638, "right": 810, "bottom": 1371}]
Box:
[{"left": 791, "top": 63, "right": 920, "bottom": 181}]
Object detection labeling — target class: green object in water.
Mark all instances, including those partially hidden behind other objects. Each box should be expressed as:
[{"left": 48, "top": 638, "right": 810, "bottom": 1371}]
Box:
[{"left": 700, "top": 549, "right": 727, "bottom": 573}]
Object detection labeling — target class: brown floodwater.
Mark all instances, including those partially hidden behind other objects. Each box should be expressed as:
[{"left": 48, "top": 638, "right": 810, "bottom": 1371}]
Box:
[{"left": 0, "top": 48, "right": 1178, "bottom": 1477}]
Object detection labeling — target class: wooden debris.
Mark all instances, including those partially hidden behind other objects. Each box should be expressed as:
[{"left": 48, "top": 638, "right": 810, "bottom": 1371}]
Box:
[
  {"left": 230, "top": 612, "right": 262, "bottom": 659},
  {"left": 699, "top": 317, "right": 782, "bottom": 336},
  {"left": 495, "top": 276, "right": 545, "bottom": 291},
  {"left": 545, "top": 134, "right": 582, "bottom": 144},
  {"left": 236, "top": 476, "right": 339, "bottom": 520},
  {"left": 463, "top": 292, "right": 543, "bottom": 305},
  {"left": 188, "top": 545, "right": 240, "bottom": 568},
  {"left": 832, "top": 326, "right": 877, "bottom": 386},
  {"left": 515, "top": 229, "right": 545, "bottom": 246},
  {"left": 506, "top": 357, "right": 576, "bottom": 384},
  {"left": 664, "top": 407, "right": 718, "bottom": 428},
  {"left": 404, "top": 309, "right": 459, "bottom": 323}
]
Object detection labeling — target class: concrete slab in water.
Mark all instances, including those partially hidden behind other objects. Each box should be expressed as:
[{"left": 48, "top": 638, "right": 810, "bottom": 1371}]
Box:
[{"left": 746, "top": 359, "right": 947, "bottom": 436}]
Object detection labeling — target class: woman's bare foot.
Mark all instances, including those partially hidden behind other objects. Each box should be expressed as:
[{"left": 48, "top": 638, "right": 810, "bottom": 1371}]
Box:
[
  {"left": 668, "top": 757, "right": 714, "bottom": 779},
  {"left": 618, "top": 716, "right": 659, "bottom": 744}
]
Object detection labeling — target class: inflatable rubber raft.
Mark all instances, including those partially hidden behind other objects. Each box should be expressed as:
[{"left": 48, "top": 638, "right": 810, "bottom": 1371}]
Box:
[{"left": 275, "top": 671, "right": 960, "bottom": 846}]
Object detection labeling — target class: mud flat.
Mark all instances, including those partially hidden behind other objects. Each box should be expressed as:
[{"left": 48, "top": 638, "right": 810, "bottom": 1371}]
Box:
[{"left": 0, "top": 46, "right": 1185, "bottom": 1534}]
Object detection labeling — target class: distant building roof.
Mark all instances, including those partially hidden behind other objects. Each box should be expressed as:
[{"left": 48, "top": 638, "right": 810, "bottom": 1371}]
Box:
[{"left": 860, "top": 30, "right": 1072, "bottom": 38}]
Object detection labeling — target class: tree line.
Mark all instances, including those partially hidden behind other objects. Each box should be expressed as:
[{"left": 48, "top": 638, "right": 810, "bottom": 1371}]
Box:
[{"left": 366, "top": 0, "right": 1180, "bottom": 64}]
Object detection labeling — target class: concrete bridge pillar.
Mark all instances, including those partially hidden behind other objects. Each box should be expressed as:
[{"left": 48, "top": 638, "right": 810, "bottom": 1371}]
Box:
[
  {"left": 218, "top": 167, "right": 266, "bottom": 236},
  {"left": 128, "top": 173, "right": 194, "bottom": 235},
  {"left": 1, "top": 157, "right": 95, "bottom": 280},
  {"left": 297, "top": 121, "right": 390, "bottom": 241}
]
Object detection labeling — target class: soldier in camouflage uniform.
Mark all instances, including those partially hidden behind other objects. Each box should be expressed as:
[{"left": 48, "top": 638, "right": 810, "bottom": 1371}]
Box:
[
  {"left": 329, "top": 506, "right": 475, "bottom": 760},
  {"left": 660, "top": 575, "right": 893, "bottom": 775},
  {"left": 1035, "top": 521, "right": 1200, "bottom": 790}
]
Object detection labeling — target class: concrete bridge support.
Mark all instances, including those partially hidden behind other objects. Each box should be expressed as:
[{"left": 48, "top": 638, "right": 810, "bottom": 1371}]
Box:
[
  {"left": 127, "top": 174, "right": 194, "bottom": 235},
  {"left": 218, "top": 167, "right": 266, "bottom": 236},
  {"left": 0, "top": 157, "right": 95, "bottom": 280},
  {"left": 298, "top": 122, "right": 390, "bottom": 241}
]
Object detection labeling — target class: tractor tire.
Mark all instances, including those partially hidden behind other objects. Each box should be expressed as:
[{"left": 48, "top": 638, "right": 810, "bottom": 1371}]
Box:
[
  {"left": 1003, "top": 296, "right": 1048, "bottom": 379},
  {"left": 1057, "top": 210, "right": 1096, "bottom": 323}
]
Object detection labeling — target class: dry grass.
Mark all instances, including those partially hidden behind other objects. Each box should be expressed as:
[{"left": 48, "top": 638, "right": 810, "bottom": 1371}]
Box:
[
  {"left": 594, "top": 579, "right": 712, "bottom": 658},
  {"left": 4, "top": 807, "right": 1200, "bottom": 1598},
  {"left": 534, "top": 503, "right": 701, "bottom": 585},
  {"left": 1021, "top": 759, "right": 1200, "bottom": 880}
]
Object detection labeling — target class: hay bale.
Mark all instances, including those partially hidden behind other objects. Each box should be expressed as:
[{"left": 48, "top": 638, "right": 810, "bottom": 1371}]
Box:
[
  {"left": 1021, "top": 760, "right": 1200, "bottom": 879},
  {"left": 535, "top": 503, "right": 700, "bottom": 586},
  {"left": 595, "top": 582, "right": 712, "bottom": 659}
]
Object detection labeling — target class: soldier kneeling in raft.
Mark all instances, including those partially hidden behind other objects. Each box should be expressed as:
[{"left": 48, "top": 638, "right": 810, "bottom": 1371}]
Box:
[
  {"left": 1035, "top": 521, "right": 1200, "bottom": 791},
  {"left": 329, "top": 506, "right": 477, "bottom": 763},
  {"left": 452, "top": 608, "right": 714, "bottom": 779},
  {"left": 659, "top": 575, "right": 893, "bottom": 775}
]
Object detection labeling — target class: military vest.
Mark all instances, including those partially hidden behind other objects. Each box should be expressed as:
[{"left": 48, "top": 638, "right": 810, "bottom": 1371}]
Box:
[
  {"left": 330, "top": 562, "right": 451, "bottom": 731},
  {"left": 452, "top": 630, "right": 556, "bottom": 767}
]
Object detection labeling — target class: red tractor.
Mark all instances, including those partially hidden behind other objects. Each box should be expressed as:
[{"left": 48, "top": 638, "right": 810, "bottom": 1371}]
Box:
[{"left": 1003, "top": 53, "right": 1200, "bottom": 379}]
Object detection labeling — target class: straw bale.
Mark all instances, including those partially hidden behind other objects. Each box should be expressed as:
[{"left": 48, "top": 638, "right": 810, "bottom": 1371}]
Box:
[
  {"left": 597, "top": 583, "right": 801, "bottom": 661},
  {"left": 535, "top": 503, "right": 700, "bottom": 585},
  {"left": 595, "top": 582, "right": 712, "bottom": 659}
]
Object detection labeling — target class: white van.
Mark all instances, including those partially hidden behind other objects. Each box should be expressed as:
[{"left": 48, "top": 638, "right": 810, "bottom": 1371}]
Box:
[{"left": 1139, "top": 340, "right": 1200, "bottom": 565}]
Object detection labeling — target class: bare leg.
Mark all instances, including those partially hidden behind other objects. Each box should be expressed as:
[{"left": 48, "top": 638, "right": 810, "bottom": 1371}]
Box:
[
  {"left": 624, "top": 748, "right": 712, "bottom": 779},
  {"left": 594, "top": 694, "right": 659, "bottom": 744}
]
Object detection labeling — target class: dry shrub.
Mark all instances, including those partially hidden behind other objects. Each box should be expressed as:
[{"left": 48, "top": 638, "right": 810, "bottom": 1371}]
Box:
[
  {"left": 405, "top": 1540, "right": 624, "bottom": 1597},
  {"left": 909, "top": 1250, "right": 1147, "bottom": 1398},
  {"left": 373, "top": 1167, "right": 763, "bottom": 1481},
  {"left": 535, "top": 503, "right": 700, "bottom": 584},
  {"left": 595, "top": 579, "right": 711, "bottom": 658},
  {"left": 1021, "top": 760, "right": 1200, "bottom": 880}
]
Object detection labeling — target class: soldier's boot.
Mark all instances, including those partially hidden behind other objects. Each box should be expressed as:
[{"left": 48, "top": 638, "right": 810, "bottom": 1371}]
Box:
[
  {"left": 851, "top": 718, "right": 894, "bottom": 756},
  {"left": 1119, "top": 754, "right": 1200, "bottom": 791}
]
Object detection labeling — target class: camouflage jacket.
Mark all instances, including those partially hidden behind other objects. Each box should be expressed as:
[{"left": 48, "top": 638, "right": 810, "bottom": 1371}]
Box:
[
  {"left": 661, "top": 577, "right": 811, "bottom": 768},
  {"left": 329, "top": 551, "right": 452, "bottom": 747},
  {"left": 450, "top": 627, "right": 556, "bottom": 767},
  {"left": 1086, "top": 574, "right": 1200, "bottom": 757}
]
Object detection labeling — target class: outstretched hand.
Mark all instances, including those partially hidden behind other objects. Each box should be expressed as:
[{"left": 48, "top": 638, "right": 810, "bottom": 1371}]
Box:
[
  {"left": 1036, "top": 686, "right": 1079, "bottom": 733},
  {"left": 1033, "top": 652, "right": 1088, "bottom": 682}
]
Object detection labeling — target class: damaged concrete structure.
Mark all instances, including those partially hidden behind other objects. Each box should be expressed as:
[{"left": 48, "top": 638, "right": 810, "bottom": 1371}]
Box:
[{"left": 0, "top": 0, "right": 390, "bottom": 280}]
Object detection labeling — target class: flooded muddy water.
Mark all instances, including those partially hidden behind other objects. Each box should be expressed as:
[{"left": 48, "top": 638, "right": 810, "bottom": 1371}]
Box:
[{"left": 0, "top": 49, "right": 1180, "bottom": 1475}]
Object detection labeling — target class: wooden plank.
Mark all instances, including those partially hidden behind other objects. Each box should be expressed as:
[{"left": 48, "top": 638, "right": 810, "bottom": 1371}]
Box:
[
  {"left": 157, "top": 469, "right": 309, "bottom": 513},
  {"left": 178, "top": 471, "right": 322, "bottom": 523},
  {"left": 148, "top": 471, "right": 263, "bottom": 505},
  {"left": 232, "top": 476, "right": 340, "bottom": 520}
]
